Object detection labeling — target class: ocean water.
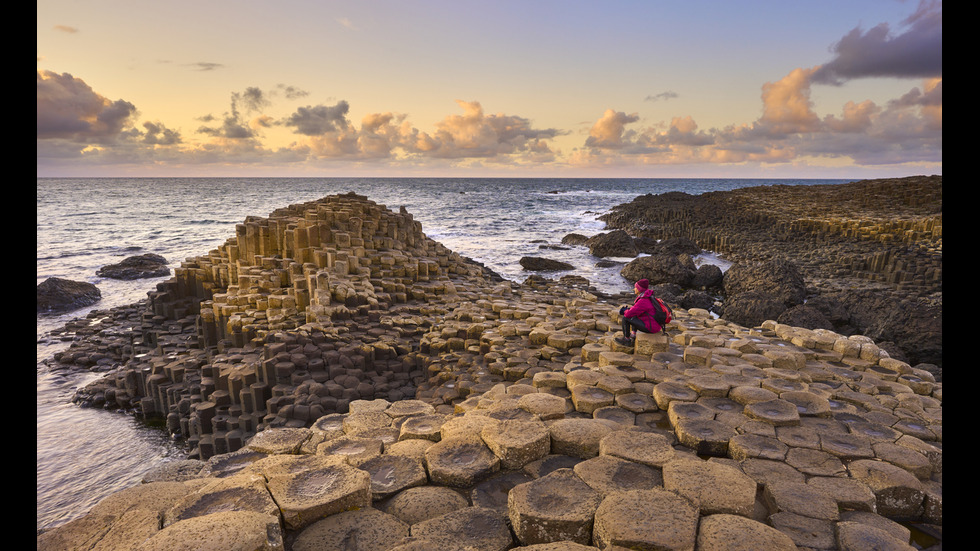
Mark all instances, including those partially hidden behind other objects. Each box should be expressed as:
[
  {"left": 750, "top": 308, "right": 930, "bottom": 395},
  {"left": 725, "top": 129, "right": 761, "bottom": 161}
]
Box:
[{"left": 36, "top": 177, "right": 847, "bottom": 531}]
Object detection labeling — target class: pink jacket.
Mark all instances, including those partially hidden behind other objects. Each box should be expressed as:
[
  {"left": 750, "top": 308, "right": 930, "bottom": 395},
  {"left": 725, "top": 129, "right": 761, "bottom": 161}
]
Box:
[{"left": 623, "top": 289, "right": 662, "bottom": 334}]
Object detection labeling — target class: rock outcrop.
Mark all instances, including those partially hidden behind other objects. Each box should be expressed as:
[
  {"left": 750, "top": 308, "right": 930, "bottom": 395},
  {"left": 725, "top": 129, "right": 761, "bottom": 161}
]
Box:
[
  {"left": 584, "top": 230, "right": 637, "bottom": 258},
  {"left": 37, "top": 277, "right": 101, "bottom": 313},
  {"left": 599, "top": 176, "right": 943, "bottom": 366},
  {"left": 520, "top": 256, "right": 574, "bottom": 271},
  {"left": 40, "top": 192, "right": 942, "bottom": 551},
  {"left": 97, "top": 253, "right": 171, "bottom": 280}
]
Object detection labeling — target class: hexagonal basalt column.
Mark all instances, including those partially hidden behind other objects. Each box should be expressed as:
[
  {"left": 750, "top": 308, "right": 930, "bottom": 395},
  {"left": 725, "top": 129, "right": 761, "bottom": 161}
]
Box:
[
  {"left": 598, "top": 430, "right": 675, "bottom": 468},
  {"left": 593, "top": 488, "right": 699, "bottom": 551},
  {"left": 743, "top": 399, "right": 800, "bottom": 426},
  {"left": 410, "top": 506, "right": 514, "bottom": 551},
  {"left": 508, "top": 468, "right": 601, "bottom": 546},
  {"left": 481, "top": 418, "right": 551, "bottom": 470},
  {"left": 424, "top": 434, "right": 500, "bottom": 487},
  {"left": 548, "top": 418, "right": 612, "bottom": 459},
  {"left": 266, "top": 463, "right": 371, "bottom": 530},
  {"left": 662, "top": 459, "right": 757, "bottom": 516},
  {"left": 696, "top": 514, "right": 797, "bottom": 551},
  {"left": 847, "top": 459, "right": 926, "bottom": 519}
]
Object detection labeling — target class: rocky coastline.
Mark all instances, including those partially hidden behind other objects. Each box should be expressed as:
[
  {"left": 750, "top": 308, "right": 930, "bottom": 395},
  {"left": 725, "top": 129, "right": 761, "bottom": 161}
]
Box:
[
  {"left": 38, "top": 185, "right": 941, "bottom": 550},
  {"left": 596, "top": 175, "right": 942, "bottom": 370}
]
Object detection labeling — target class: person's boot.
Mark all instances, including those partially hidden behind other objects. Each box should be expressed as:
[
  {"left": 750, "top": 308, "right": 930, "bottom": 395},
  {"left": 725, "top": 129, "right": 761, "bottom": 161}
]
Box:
[{"left": 615, "top": 335, "right": 634, "bottom": 346}]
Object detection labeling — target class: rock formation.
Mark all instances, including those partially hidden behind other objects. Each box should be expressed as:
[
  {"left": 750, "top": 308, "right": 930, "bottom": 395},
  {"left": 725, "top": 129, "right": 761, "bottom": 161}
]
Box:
[
  {"left": 97, "top": 253, "right": 171, "bottom": 279},
  {"left": 40, "top": 191, "right": 942, "bottom": 550},
  {"left": 599, "top": 176, "right": 942, "bottom": 366},
  {"left": 37, "top": 277, "right": 101, "bottom": 313},
  {"left": 519, "top": 256, "right": 574, "bottom": 271}
]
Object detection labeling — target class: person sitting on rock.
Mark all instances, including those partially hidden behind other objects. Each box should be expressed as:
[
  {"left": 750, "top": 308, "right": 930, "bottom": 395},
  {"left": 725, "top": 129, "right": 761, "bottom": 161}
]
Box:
[{"left": 616, "top": 278, "right": 661, "bottom": 345}]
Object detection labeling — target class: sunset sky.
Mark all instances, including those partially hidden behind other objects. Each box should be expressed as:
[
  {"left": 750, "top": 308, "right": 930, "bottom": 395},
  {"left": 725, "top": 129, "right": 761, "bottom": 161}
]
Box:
[{"left": 37, "top": 0, "right": 942, "bottom": 178}]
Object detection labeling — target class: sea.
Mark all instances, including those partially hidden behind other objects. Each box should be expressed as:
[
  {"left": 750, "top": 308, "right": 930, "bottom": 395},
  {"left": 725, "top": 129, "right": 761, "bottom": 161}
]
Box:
[{"left": 36, "top": 176, "right": 850, "bottom": 532}]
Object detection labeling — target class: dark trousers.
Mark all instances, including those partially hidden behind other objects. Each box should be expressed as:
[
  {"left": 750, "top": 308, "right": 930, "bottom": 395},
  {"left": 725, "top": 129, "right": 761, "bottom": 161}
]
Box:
[{"left": 622, "top": 316, "right": 648, "bottom": 337}]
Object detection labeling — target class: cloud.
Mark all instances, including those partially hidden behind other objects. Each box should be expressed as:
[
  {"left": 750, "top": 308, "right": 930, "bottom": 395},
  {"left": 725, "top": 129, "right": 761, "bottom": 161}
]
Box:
[
  {"left": 576, "top": 64, "right": 941, "bottom": 169},
  {"left": 276, "top": 84, "right": 309, "bottom": 100},
  {"left": 136, "top": 121, "right": 182, "bottom": 145},
  {"left": 759, "top": 67, "right": 821, "bottom": 134},
  {"left": 283, "top": 102, "right": 352, "bottom": 136},
  {"left": 424, "top": 100, "right": 561, "bottom": 159},
  {"left": 645, "top": 91, "right": 678, "bottom": 102},
  {"left": 197, "top": 87, "right": 278, "bottom": 139},
  {"left": 53, "top": 25, "right": 78, "bottom": 33},
  {"left": 189, "top": 62, "right": 224, "bottom": 72},
  {"left": 236, "top": 87, "right": 270, "bottom": 112},
  {"left": 279, "top": 99, "right": 562, "bottom": 164},
  {"left": 812, "top": 0, "right": 942, "bottom": 84},
  {"left": 584, "top": 109, "right": 640, "bottom": 149},
  {"left": 197, "top": 115, "right": 254, "bottom": 139},
  {"left": 37, "top": 70, "right": 138, "bottom": 141}
]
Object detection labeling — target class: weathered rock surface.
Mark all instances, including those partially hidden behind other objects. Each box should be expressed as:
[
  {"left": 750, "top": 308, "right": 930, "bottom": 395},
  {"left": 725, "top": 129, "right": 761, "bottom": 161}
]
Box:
[
  {"left": 620, "top": 252, "right": 697, "bottom": 288},
  {"left": 37, "top": 277, "right": 101, "bottom": 313},
  {"left": 600, "top": 176, "right": 943, "bottom": 365},
  {"left": 519, "top": 256, "right": 575, "bottom": 271},
  {"left": 40, "top": 191, "right": 942, "bottom": 551},
  {"left": 97, "top": 253, "right": 170, "bottom": 280},
  {"left": 584, "top": 229, "right": 637, "bottom": 258}
]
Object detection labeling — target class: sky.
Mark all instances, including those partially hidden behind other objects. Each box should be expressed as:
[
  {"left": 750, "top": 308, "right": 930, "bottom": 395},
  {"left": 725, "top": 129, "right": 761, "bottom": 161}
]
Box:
[{"left": 37, "top": 0, "right": 942, "bottom": 178}]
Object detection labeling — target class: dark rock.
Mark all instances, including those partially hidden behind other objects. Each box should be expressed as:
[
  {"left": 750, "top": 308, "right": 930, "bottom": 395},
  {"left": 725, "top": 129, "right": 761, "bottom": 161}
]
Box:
[
  {"left": 825, "top": 290, "right": 942, "bottom": 367},
  {"left": 561, "top": 233, "right": 589, "bottom": 246},
  {"left": 692, "top": 264, "right": 723, "bottom": 290},
  {"left": 37, "top": 277, "right": 101, "bottom": 313},
  {"left": 777, "top": 304, "right": 834, "bottom": 331},
  {"left": 586, "top": 230, "right": 638, "bottom": 258},
  {"left": 655, "top": 237, "right": 701, "bottom": 256},
  {"left": 721, "top": 291, "right": 788, "bottom": 328},
  {"left": 723, "top": 259, "right": 806, "bottom": 308},
  {"left": 519, "top": 256, "right": 574, "bottom": 271},
  {"left": 97, "top": 253, "right": 170, "bottom": 280},
  {"left": 800, "top": 295, "right": 850, "bottom": 329},
  {"left": 634, "top": 236, "right": 660, "bottom": 254},
  {"left": 594, "top": 260, "right": 622, "bottom": 268},
  {"left": 621, "top": 254, "right": 696, "bottom": 288},
  {"left": 559, "top": 275, "right": 592, "bottom": 287},
  {"left": 680, "top": 290, "right": 716, "bottom": 312},
  {"left": 651, "top": 284, "right": 684, "bottom": 303}
]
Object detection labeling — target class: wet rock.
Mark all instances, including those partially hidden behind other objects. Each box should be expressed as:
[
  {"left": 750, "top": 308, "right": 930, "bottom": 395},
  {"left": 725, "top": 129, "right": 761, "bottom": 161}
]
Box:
[
  {"left": 520, "top": 256, "right": 575, "bottom": 271},
  {"left": 97, "top": 253, "right": 170, "bottom": 280},
  {"left": 37, "top": 277, "right": 101, "bottom": 313},
  {"left": 560, "top": 233, "right": 589, "bottom": 246},
  {"left": 585, "top": 230, "right": 637, "bottom": 258}
]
